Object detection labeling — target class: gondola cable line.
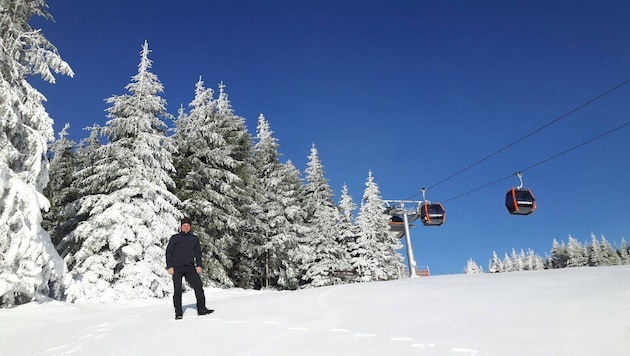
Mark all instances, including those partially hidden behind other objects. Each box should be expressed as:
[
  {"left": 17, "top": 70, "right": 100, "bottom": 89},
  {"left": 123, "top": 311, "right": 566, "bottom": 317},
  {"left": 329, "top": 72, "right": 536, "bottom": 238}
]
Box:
[
  {"left": 402, "top": 78, "right": 630, "bottom": 202},
  {"left": 441, "top": 119, "right": 630, "bottom": 205},
  {"left": 398, "top": 119, "right": 629, "bottom": 226},
  {"left": 390, "top": 119, "right": 629, "bottom": 228}
]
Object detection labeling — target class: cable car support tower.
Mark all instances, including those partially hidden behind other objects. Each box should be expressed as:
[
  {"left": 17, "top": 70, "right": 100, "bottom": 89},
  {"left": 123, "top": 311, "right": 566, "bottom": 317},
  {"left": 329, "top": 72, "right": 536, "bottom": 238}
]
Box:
[{"left": 384, "top": 200, "right": 423, "bottom": 278}]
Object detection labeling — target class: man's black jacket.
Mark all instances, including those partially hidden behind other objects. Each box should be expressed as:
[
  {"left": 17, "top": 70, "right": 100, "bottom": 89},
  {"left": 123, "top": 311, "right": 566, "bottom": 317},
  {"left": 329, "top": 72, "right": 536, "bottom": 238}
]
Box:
[{"left": 165, "top": 231, "right": 203, "bottom": 269}]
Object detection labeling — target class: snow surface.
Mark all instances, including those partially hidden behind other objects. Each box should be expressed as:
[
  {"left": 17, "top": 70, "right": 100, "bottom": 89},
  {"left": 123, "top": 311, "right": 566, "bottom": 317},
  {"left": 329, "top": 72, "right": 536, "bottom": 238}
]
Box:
[{"left": 1, "top": 266, "right": 629, "bottom": 356}]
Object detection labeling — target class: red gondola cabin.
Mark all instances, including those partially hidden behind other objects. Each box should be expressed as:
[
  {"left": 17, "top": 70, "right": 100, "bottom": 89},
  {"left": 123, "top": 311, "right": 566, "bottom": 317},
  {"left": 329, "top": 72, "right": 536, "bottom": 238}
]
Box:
[
  {"left": 420, "top": 202, "right": 446, "bottom": 226},
  {"left": 505, "top": 187, "right": 536, "bottom": 215}
]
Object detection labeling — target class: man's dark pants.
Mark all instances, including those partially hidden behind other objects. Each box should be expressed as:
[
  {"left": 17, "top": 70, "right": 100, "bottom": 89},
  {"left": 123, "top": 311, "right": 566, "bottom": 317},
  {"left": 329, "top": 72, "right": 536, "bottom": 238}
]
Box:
[{"left": 172, "top": 266, "right": 206, "bottom": 316}]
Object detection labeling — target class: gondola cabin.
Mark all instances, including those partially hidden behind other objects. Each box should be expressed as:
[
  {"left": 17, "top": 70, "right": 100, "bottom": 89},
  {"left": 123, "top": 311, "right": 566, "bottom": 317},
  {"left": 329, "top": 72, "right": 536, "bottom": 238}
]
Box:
[
  {"left": 420, "top": 202, "right": 446, "bottom": 226},
  {"left": 505, "top": 187, "right": 536, "bottom": 215},
  {"left": 388, "top": 215, "right": 406, "bottom": 233}
]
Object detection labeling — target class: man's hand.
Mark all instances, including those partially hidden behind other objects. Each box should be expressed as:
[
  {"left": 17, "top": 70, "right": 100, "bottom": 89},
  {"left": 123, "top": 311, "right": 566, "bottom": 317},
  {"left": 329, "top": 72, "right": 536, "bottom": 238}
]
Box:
[
  {"left": 167, "top": 267, "right": 174, "bottom": 275},
  {"left": 196, "top": 266, "right": 202, "bottom": 274}
]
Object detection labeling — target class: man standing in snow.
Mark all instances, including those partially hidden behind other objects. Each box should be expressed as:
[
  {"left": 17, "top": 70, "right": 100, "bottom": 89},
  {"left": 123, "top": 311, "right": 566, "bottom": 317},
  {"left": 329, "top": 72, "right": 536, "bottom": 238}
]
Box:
[{"left": 166, "top": 217, "right": 214, "bottom": 320}]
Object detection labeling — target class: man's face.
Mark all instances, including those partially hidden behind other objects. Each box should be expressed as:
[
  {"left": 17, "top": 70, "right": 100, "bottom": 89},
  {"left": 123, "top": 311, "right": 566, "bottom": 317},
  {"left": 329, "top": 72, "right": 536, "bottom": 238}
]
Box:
[{"left": 181, "top": 223, "right": 191, "bottom": 233}]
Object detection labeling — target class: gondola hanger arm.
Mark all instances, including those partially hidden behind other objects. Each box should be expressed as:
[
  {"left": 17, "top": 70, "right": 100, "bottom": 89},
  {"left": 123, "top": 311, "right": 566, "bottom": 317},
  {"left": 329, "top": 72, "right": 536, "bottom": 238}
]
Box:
[{"left": 515, "top": 172, "right": 524, "bottom": 189}]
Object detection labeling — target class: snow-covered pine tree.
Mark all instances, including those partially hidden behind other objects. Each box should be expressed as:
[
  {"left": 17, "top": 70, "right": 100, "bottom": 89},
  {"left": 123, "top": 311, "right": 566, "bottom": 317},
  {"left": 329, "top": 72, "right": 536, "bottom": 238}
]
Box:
[
  {"left": 354, "top": 171, "right": 403, "bottom": 281},
  {"left": 488, "top": 251, "right": 504, "bottom": 273},
  {"left": 566, "top": 235, "right": 588, "bottom": 267},
  {"left": 213, "top": 82, "right": 259, "bottom": 289},
  {"left": 549, "top": 239, "right": 568, "bottom": 269},
  {"left": 599, "top": 234, "right": 621, "bottom": 266},
  {"left": 276, "top": 160, "right": 310, "bottom": 288},
  {"left": 42, "top": 124, "right": 80, "bottom": 246},
  {"left": 510, "top": 248, "right": 524, "bottom": 271},
  {"left": 0, "top": 0, "right": 73, "bottom": 306},
  {"left": 58, "top": 125, "right": 103, "bottom": 250},
  {"left": 173, "top": 79, "right": 256, "bottom": 288},
  {"left": 502, "top": 252, "right": 513, "bottom": 272},
  {"left": 464, "top": 258, "right": 483, "bottom": 274},
  {"left": 300, "top": 144, "right": 345, "bottom": 287},
  {"left": 522, "top": 248, "right": 535, "bottom": 270},
  {"left": 60, "top": 41, "right": 180, "bottom": 302},
  {"left": 252, "top": 114, "right": 302, "bottom": 289},
  {"left": 336, "top": 183, "right": 358, "bottom": 278},
  {"left": 587, "top": 233, "right": 603, "bottom": 267},
  {"left": 527, "top": 249, "right": 545, "bottom": 270},
  {"left": 619, "top": 238, "right": 630, "bottom": 265}
]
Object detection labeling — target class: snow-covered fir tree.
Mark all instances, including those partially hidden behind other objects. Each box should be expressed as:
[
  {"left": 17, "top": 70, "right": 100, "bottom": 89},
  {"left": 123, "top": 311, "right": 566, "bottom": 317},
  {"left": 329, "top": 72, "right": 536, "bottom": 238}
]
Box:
[
  {"left": 619, "top": 238, "right": 630, "bottom": 264},
  {"left": 0, "top": 0, "right": 73, "bottom": 306},
  {"left": 173, "top": 79, "right": 256, "bottom": 289},
  {"left": 335, "top": 183, "right": 358, "bottom": 278},
  {"left": 485, "top": 235, "right": 629, "bottom": 274},
  {"left": 510, "top": 248, "right": 525, "bottom": 271},
  {"left": 566, "top": 235, "right": 588, "bottom": 267},
  {"left": 502, "top": 252, "right": 513, "bottom": 272},
  {"left": 57, "top": 125, "right": 103, "bottom": 250},
  {"left": 487, "top": 248, "right": 544, "bottom": 273},
  {"left": 300, "top": 144, "right": 345, "bottom": 287},
  {"left": 488, "top": 251, "right": 504, "bottom": 273},
  {"left": 214, "top": 82, "right": 260, "bottom": 289},
  {"left": 599, "top": 234, "right": 621, "bottom": 266},
  {"left": 464, "top": 258, "right": 483, "bottom": 274},
  {"left": 59, "top": 41, "right": 180, "bottom": 302},
  {"left": 549, "top": 239, "right": 568, "bottom": 268},
  {"left": 587, "top": 233, "right": 603, "bottom": 267},
  {"left": 277, "top": 160, "right": 310, "bottom": 285},
  {"left": 520, "top": 248, "right": 543, "bottom": 270},
  {"left": 353, "top": 171, "right": 404, "bottom": 281},
  {"left": 42, "top": 124, "right": 80, "bottom": 246},
  {"left": 529, "top": 249, "right": 545, "bottom": 270},
  {"left": 252, "top": 114, "right": 302, "bottom": 289}
]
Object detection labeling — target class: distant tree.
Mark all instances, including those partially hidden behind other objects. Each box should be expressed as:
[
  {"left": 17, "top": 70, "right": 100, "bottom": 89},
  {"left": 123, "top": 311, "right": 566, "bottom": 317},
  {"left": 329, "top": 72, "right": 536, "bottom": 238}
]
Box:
[
  {"left": 60, "top": 41, "right": 180, "bottom": 302},
  {"left": 488, "top": 248, "right": 544, "bottom": 273},
  {"left": 299, "top": 144, "right": 345, "bottom": 287},
  {"left": 599, "top": 235, "right": 621, "bottom": 266},
  {"left": 587, "top": 233, "right": 603, "bottom": 267},
  {"left": 511, "top": 248, "right": 524, "bottom": 271},
  {"left": 464, "top": 258, "right": 483, "bottom": 274},
  {"left": 488, "top": 251, "right": 504, "bottom": 273},
  {"left": 532, "top": 252, "right": 545, "bottom": 270},
  {"left": 566, "top": 235, "right": 588, "bottom": 267},
  {"left": 618, "top": 238, "right": 630, "bottom": 265},
  {"left": 549, "top": 239, "right": 568, "bottom": 269},
  {"left": 523, "top": 249, "right": 542, "bottom": 270},
  {"left": 0, "top": 0, "right": 73, "bottom": 306},
  {"left": 353, "top": 171, "right": 404, "bottom": 281},
  {"left": 502, "top": 252, "right": 513, "bottom": 272}
]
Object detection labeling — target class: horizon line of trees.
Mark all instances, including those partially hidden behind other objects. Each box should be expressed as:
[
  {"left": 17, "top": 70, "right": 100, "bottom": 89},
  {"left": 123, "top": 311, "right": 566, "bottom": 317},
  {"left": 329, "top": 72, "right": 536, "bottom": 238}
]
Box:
[
  {"left": 1, "top": 2, "right": 404, "bottom": 307},
  {"left": 464, "top": 233, "right": 630, "bottom": 274}
]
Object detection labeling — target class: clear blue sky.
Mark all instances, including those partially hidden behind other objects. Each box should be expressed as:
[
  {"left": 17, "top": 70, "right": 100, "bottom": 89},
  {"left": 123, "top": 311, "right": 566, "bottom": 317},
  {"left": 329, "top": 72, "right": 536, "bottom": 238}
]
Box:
[{"left": 32, "top": 1, "right": 630, "bottom": 275}]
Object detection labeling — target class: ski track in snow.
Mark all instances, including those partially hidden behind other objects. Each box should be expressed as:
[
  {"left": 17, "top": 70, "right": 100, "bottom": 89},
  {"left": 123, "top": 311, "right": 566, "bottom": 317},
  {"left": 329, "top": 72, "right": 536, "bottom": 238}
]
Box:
[
  {"left": 39, "top": 322, "right": 110, "bottom": 355},
  {"left": 207, "top": 314, "right": 480, "bottom": 355},
  {"left": 202, "top": 285, "right": 481, "bottom": 356},
  {"left": 5, "top": 266, "right": 629, "bottom": 355},
  {"left": 7, "top": 287, "right": 484, "bottom": 356}
]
